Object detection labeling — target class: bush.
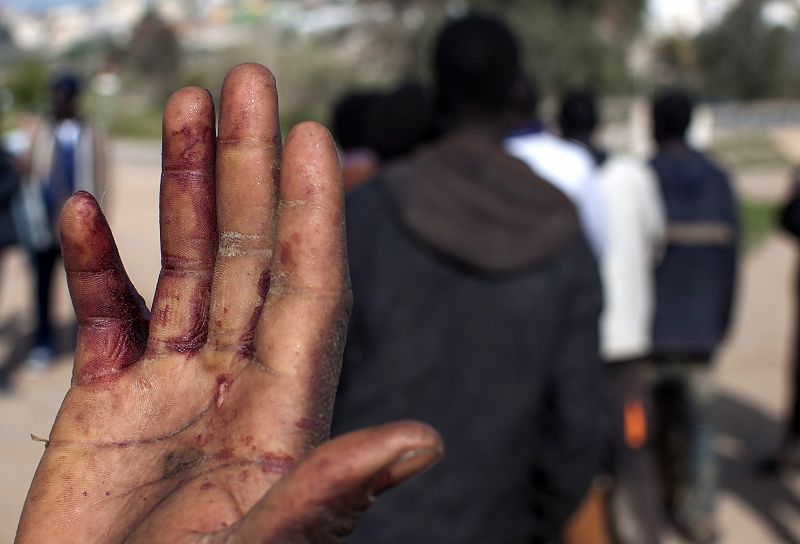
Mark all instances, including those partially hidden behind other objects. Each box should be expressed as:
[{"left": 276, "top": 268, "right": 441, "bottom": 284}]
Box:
[{"left": 6, "top": 57, "right": 49, "bottom": 112}]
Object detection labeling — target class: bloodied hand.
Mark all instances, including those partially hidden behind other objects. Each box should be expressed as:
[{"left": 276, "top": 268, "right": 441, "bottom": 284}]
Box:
[{"left": 16, "top": 64, "right": 442, "bottom": 543}]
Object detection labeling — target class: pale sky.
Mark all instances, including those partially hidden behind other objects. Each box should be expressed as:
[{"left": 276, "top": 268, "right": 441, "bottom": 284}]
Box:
[
  {"left": 647, "top": 0, "right": 798, "bottom": 35},
  {"left": 4, "top": 0, "right": 800, "bottom": 35},
  {"left": 648, "top": 0, "right": 734, "bottom": 35}
]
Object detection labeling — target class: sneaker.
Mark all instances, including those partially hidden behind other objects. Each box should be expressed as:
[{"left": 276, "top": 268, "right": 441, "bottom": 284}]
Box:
[
  {"left": 670, "top": 514, "right": 719, "bottom": 544},
  {"left": 26, "top": 346, "right": 54, "bottom": 371},
  {"left": 759, "top": 438, "right": 800, "bottom": 475}
]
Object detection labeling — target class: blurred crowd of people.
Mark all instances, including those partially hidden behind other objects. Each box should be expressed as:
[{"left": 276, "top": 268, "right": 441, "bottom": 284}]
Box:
[
  {"left": 329, "top": 13, "right": 739, "bottom": 544},
  {"left": 6, "top": 7, "right": 800, "bottom": 544}
]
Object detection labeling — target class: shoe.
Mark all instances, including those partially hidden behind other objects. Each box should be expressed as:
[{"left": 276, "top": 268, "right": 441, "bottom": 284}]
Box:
[
  {"left": 26, "top": 346, "right": 54, "bottom": 371},
  {"left": 758, "top": 438, "right": 800, "bottom": 475},
  {"left": 670, "top": 515, "right": 719, "bottom": 544},
  {"left": 758, "top": 455, "right": 782, "bottom": 475}
]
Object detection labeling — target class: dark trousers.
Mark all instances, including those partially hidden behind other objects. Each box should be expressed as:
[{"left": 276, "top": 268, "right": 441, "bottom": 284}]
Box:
[
  {"left": 791, "top": 334, "right": 800, "bottom": 438},
  {"left": 33, "top": 247, "right": 60, "bottom": 348},
  {"left": 605, "top": 359, "right": 662, "bottom": 544},
  {"left": 652, "top": 358, "right": 716, "bottom": 526},
  {"left": 791, "top": 270, "right": 800, "bottom": 437}
]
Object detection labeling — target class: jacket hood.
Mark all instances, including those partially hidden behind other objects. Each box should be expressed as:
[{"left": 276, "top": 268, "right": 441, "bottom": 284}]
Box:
[
  {"left": 380, "top": 131, "right": 581, "bottom": 273},
  {"left": 652, "top": 146, "right": 712, "bottom": 193}
]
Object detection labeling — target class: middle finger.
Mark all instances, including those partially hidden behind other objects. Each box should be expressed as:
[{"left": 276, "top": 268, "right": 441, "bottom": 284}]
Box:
[{"left": 206, "top": 63, "right": 282, "bottom": 364}]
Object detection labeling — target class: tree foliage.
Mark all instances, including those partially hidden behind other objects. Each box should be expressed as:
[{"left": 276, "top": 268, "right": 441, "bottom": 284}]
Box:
[
  {"left": 695, "top": 0, "right": 796, "bottom": 99},
  {"left": 124, "top": 9, "right": 181, "bottom": 102},
  {"left": 6, "top": 57, "right": 49, "bottom": 112},
  {"left": 351, "top": 0, "right": 646, "bottom": 96},
  {"left": 467, "top": 0, "right": 644, "bottom": 95},
  {"left": 653, "top": 0, "right": 800, "bottom": 100}
]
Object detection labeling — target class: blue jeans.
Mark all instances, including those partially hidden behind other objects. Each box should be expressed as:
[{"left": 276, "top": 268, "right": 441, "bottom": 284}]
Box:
[{"left": 651, "top": 358, "right": 716, "bottom": 526}]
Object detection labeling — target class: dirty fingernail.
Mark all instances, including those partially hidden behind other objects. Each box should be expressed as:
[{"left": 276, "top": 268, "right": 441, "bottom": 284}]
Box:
[{"left": 371, "top": 446, "right": 444, "bottom": 496}]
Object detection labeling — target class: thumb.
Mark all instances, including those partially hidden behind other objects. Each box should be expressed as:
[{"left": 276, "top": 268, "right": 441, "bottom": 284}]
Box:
[{"left": 231, "top": 421, "right": 443, "bottom": 543}]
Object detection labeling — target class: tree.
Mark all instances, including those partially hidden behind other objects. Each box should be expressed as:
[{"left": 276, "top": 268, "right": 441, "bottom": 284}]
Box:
[
  {"left": 348, "top": 0, "right": 647, "bottom": 95},
  {"left": 6, "top": 56, "right": 49, "bottom": 112},
  {"left": 652, "top": 34, "right": 703, "bottom": 91},
  {"left": 0, "top": 20, "right": 18, "bottom": 67},
  {"left": 467, "top": 0, "right": 645, "bottom": 95},
  {"left": 696, "top": 0, "right": 797, "bottom": 99},
  {"left": 125, "top": 8, "right": 182, "bottom": 102}
]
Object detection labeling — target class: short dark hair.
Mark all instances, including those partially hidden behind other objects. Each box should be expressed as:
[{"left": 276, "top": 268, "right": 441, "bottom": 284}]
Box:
[
  {"left": 559, "top": 92, "right": 598, "bottom": 139},
  {"left": 433, "top": 13, "right": 521, "bottom": 117},
  {"left": 331, "top": 91, "right": 381, "bottom": 150},
  {"left": 52, "top": 72, "right": 82, "bottom": 99},
  {"left": 652, "top": 89, "right": 694, "bottom": 144},
  {"left": 364, "top": 82, "right": 435, "bottom": 161}
]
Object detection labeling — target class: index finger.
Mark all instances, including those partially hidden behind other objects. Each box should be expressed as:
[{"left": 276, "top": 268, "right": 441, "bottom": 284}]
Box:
[{"left": 146, "top": 88, "right": 217, "bottom": 356}]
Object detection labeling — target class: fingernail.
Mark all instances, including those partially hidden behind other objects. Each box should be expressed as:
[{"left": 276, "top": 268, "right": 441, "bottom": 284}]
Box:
[{"left": 370, "top": 446, "right": 444, "bottom": 496}]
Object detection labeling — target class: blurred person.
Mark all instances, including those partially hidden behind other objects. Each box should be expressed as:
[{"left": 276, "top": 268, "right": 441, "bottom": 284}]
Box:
[
  {"left": 332, "top": 13, "right": 603, "bottom": 544},
  {"left": 331, "top": 90, "right": 381, "bottom": 192},
  {"left": 505, "top": 81, "right": 607, "bottom": 259},
  {"left": 765, "top": 167, "right": 800, "bottom": 471},
  {"left": 649, "top": 89, "right": 738, "bottom": 544},
  {"left": 16, "top": 62, "right": 443, "bottom": 543},
  {"left": 560, "top": 92, "right": 667, "bottom": 544},
  {"left": 17, "top": 72, "right": 107, "bottom": 368},
  {"left": 362, "top": 81, "right": 438, "bottom": 163},
  {"left": 0, "top": 105, "right": 21, "bottom": 390},
  {"left": 0, "top": 113, "right": 20, "bottom": 261}
]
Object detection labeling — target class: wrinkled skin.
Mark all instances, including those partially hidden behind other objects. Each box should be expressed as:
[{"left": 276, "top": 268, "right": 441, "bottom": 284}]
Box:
[{"left": 16, "top": 63, "right": 442, "bottom": 543}]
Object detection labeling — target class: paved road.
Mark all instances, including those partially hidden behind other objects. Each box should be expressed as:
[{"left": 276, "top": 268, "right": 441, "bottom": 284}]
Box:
[
  {"left": 3, "top": 139, "right": 800, "bottom": 542},
  {"left": 0, "top": 139, "right": 162, "bottom": 542}
]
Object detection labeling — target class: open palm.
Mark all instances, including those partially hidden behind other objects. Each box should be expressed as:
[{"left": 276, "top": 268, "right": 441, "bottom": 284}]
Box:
[{"left": 16, "top": 64, "right": 441, "bottom": 543}]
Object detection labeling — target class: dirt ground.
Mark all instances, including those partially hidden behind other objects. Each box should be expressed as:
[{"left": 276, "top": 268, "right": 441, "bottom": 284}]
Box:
[{"left": 3, "top": 138, "right": 800, "bottom": 543}]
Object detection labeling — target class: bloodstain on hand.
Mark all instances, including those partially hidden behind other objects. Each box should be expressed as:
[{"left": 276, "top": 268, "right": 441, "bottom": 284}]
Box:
[
  {"left": 216, "top": 448, "right": 235, "bottom": 462},
  {"left": 279, "top": 241, "right": 293, "bottom": 267},
  {"left": 259, "top": 453, "right": 296, "bottom": 475}
]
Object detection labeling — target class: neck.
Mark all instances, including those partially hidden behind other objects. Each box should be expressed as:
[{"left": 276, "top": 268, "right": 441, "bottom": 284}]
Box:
[
  {"left": 443, "top": 116, "right": 509, "bottom": 145},
  {"left": 565, "top": 133, "right": 592, "bottom": 148},
  {"left": 658, "top": 138, "right": 689, "bottom": 152}
]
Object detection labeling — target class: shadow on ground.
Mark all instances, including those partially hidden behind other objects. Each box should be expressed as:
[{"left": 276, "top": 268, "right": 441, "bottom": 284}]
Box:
[
  {"left": 717, "top": 393, "right": 800, "bottom": 543},
  {"left": 0, "top": 317, "right": 76, "bottom": 390}
]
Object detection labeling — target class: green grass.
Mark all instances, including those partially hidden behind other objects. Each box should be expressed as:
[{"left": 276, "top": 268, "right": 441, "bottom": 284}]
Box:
[
  {"left": 711, "top": 133, "right": 791, "bottom": 170},
  {"left": 108, "top": 110, "right": 163, "bottom": 140},
  {"left": 740, "top": 199, "right": 779, "bottom": 250}
]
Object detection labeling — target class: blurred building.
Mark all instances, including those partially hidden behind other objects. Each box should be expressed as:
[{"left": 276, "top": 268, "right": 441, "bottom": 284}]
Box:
[{"left": 0, "top": 0, "right": 398, "bottom": 55}]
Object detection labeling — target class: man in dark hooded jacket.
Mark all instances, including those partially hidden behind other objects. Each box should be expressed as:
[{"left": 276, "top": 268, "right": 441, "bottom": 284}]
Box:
[
  {"left": 649, "top": 90, "right": 738, "bottom": 544},
  {"left": 331, "top": 14, "right": 603, "bottom": 544}
]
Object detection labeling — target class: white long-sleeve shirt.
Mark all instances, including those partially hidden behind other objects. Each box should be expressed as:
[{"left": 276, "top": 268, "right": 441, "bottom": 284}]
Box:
[
  {"left": 505, "top": 131, "right": 607, "bottom": 259},
  {"left": 596, "top": 155, "right": 666, "bottom": 360}
]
